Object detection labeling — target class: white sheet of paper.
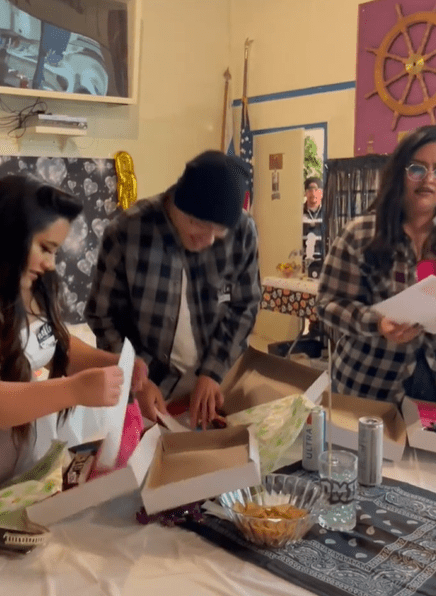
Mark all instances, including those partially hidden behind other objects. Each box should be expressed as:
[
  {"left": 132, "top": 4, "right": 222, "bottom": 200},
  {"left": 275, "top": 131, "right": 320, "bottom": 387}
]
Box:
[
  {"left": 372, "top": 275, "right": 436, "bottom": 333},
  {"left": 96, "top": 337, "right": 135, "bottom": 469},
  {"left": 155, "top": 409, "right": 190, "bottom": 433},
  {"left": 304, "top": 370, "right": 329, "bottom": 405}
]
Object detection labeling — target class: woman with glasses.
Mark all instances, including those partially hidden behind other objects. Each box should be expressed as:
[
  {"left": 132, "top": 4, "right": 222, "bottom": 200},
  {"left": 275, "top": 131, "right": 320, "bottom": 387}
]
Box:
[{"left": 317, "top": 125, "right": 436, "bottom": 403}]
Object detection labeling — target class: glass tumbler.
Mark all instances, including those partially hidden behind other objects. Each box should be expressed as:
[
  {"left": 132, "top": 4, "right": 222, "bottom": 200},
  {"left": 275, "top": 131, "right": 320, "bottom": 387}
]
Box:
[{"left": 318, "top": 449, "right": 358, "bottom": 532}]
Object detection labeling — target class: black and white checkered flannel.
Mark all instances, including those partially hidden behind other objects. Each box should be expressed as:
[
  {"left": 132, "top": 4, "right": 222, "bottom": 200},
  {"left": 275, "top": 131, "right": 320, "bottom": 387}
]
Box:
[
  {"left": 316, "top": 213, "right": 436, "bottom": 402},
  {"left": 85, "top": 193, "right": 261, "bottom": 398}
]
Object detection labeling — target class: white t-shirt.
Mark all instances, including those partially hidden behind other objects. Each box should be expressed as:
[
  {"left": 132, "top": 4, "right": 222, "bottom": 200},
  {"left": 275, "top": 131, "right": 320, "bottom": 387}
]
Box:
[
  {"left": 170, "top": 268, "right": 199, "bottom": 400},
  {"left": 0, "top": 319, "right": 56, "bottom": 486},
  {"left": 21, "top": 319, "right": 57, "bottom": 371}
]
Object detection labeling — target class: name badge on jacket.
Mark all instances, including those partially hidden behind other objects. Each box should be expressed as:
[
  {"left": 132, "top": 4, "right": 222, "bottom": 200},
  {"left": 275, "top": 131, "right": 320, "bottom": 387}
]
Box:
[{"left": 218, "top": 283, "right": 232, "bottom": 304}]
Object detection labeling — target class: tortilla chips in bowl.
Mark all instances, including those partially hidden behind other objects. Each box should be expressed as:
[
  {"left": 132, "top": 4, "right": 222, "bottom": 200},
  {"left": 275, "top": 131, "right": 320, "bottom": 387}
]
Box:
[{"left": 218, "top": 474, "right": 327, "bottom": 549}]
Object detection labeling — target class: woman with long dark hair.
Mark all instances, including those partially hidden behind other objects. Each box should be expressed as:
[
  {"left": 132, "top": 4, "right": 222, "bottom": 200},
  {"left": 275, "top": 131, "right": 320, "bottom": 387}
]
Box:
[
  {"left": 317, "top": 125, "right": 436, "bottom": 403},
  {"left": 0, "top": 174, "right": 148, "bottom": 483}
]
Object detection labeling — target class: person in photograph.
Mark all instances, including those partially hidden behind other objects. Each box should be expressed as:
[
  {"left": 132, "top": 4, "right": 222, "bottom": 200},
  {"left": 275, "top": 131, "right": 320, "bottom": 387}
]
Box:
[
  {"left": 302, "top": 176, "right": 324, "bottom": 276},
  {"left": 0, "top": 174, "right": 149, "bottom": 484},
  {"left": 85, "top": 150, "right": 261, "bottom": 429},
  {"left": 317, "top": 125, "right": 436, "bottom": 403}
]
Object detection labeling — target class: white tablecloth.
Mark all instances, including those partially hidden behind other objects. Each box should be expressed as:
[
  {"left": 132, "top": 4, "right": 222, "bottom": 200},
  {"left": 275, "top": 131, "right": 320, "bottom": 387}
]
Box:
[{"left": 1, "top": 437, "right": 435, "bottom": 596}]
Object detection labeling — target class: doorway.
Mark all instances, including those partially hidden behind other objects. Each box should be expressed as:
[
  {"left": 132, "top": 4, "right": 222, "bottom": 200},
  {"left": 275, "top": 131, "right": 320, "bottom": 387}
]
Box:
[{"left": 251, "top": 127, "right": 305, "bottom": 347}]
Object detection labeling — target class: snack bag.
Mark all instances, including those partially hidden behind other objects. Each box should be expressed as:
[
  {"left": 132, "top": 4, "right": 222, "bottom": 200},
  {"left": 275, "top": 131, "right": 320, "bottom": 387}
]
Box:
[{"left": 226, "top": 394, "right": 313, "bottom": 474}]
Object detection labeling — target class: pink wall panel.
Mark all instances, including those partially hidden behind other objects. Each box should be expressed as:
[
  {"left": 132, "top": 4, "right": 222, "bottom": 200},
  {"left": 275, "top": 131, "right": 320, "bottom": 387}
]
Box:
[{"left": 355, "top": 0, "right": 436, "bottom": 156}]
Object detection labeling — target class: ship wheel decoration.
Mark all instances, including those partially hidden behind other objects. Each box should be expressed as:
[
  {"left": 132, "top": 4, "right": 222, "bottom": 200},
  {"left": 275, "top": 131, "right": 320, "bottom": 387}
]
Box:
[{"left": 365, "top": 3, "right": 436, "bottom": 130}]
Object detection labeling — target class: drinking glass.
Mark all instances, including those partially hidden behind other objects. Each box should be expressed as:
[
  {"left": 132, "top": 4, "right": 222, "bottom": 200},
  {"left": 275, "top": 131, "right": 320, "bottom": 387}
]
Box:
[{"left": 318, "top": 449, "right": 357, "bottom": 532}]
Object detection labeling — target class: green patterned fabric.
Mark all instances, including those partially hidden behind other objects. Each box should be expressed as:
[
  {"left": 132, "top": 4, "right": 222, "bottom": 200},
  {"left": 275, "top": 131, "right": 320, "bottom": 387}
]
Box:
[
  {"left": 227, "top": 394, "right": 313, "bottom": 474},
  {"left": 0, "top": 441, "right": 66, "bottom": 515}
]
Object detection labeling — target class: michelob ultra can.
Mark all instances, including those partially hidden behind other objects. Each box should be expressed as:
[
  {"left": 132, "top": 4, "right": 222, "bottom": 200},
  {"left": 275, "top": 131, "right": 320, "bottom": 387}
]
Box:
[
  {"left": 302, "top": 406, "right": 326, "bottom": 472},
  {"left": 358, "top": 416, "right": 383, "bottom": 486}
]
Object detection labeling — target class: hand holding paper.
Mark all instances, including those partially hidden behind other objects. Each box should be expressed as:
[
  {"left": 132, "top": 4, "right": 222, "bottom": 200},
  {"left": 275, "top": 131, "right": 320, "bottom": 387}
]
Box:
[
  {"left": 372, "top": 275, "right": 436, "bottom": 334},
  {"left": 96, "top": 338, "right": 135, "bottom": 470},
  {"left": 378, "top": 318, "right": 423, "bottom": 344}
]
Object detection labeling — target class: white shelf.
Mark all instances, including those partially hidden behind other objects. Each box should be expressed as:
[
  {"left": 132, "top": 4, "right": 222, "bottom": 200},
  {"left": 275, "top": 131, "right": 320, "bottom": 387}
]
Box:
[{"left": 26, "top": 125, "right": 87, "bottom": 136}]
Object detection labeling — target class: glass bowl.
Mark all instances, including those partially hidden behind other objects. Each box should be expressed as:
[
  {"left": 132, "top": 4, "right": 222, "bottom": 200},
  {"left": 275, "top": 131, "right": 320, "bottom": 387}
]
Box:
[{"left": 218, "top": 474, "right": 327, "bottom": 549}]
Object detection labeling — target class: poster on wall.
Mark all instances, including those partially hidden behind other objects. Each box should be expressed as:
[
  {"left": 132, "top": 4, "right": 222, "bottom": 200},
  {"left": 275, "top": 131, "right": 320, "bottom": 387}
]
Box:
[
  {"left": 355, "top": 0, "right": 436, "bottom": 156},
  {"left": 0, "top": 156, "right": 118, "bottom": 323}
]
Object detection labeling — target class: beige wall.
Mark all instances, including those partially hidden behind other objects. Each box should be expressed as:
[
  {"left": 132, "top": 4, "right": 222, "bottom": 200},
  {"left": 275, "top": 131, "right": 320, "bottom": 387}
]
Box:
[
  {"left": 229, "top": 0, "right": 363, "bottom": 158},
  {"left": 0, "top": 0, "right": 364, "bottom": 347},
  {"left": 0, "top": 0, "right": 363, "bottom": 189},
  {"left": 0, "top": 0, "right": 231, "bottom": 198},
  {"left": 227, "top": 0, "right": 364, "bottom": 344}
]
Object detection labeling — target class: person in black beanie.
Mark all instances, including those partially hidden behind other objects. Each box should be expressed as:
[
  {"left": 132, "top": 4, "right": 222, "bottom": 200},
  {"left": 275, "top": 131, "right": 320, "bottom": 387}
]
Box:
[{"left": 85, "top": 150, "right": 261, "bottom": 429}]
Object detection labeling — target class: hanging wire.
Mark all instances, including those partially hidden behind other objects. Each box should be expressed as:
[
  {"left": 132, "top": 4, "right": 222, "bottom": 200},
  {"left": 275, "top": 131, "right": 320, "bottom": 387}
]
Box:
[{"left": 0, "top": 95, "right": 48, "bottom": 138}]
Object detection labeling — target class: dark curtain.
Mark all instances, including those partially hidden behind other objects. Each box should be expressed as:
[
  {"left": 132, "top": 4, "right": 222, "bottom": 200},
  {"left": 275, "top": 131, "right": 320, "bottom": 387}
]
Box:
[
  {"left": 319, "top": 154, "right": 389, "bottom": 347},
  {"left": 323, "top": 154, "right": 389, "bottom": 256}
]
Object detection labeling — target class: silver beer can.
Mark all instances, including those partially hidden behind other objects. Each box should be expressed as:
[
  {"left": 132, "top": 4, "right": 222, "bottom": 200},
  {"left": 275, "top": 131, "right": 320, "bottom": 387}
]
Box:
[
  {"left": 302, "top": 406, "right": 326, "bottom": 471},
  {"left": 358, "top": 416, "right": 383, "bottom": 486}
]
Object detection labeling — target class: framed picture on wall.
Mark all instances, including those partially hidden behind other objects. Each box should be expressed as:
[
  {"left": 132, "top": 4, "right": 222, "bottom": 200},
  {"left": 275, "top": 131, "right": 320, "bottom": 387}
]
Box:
[{"left": 0, "top": 0, "right": 141, "bottom": 104}]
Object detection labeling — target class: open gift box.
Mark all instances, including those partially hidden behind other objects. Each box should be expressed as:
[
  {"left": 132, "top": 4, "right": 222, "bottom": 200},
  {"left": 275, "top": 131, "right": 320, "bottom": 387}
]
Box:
[
  {"left": 27, "top": 424, "right": 260, "bottom": 526},
  {"left": 401, "top": 396, "right": 436, "bottom": 452},
  {"left": 28, "top": 338, "right": 260, "bottom": 526},
  {"left": 221, "top": 346, "right": 406, "bottom": 462},
  {"left": 316, "top": 392, "right": 406, "bottom": 461}
]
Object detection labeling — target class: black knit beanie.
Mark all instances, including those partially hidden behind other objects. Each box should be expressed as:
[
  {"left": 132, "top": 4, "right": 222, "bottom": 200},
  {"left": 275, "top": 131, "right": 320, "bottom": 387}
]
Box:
[{"left": 174, "top": 150, "right": 248, "bottom": 228}]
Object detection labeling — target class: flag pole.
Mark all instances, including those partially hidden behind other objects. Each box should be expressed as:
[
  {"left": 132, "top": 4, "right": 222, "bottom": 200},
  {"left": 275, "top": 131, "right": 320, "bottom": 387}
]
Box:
[
  {"left": 242, "top": 38, "right": 253, "bottom": 107},
  {"left": 240, "top": 38, "right": 254, "bottom": 211},
  {"left": 221, "top": 68, "right": 231, "bottom": 152}
]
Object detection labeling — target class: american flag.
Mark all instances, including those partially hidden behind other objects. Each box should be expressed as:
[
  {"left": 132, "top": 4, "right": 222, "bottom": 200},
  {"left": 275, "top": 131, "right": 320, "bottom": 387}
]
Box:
[{"left": 239, "top": 98, "right": 253, "bottom": 210}]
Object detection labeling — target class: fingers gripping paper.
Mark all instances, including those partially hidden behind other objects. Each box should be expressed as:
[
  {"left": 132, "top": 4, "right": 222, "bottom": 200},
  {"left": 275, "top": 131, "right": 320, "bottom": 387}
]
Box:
[
  {"left": 372, "top": 275, "right": 436, "bottom": 333},
  {"left": 96, "top": 338, "right": 135, "bottom": 469}
]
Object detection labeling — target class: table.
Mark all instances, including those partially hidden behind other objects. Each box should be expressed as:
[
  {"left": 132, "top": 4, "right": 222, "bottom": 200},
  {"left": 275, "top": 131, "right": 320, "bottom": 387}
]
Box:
[
  {"left": 2, "top": 438, "right": 435, "bottom": 596},
  {"left": 261, "top": 276, "right": 320, "bottom": 356},
  {"left": 261, "top": 276, "right": 319, "bottom": 322}
]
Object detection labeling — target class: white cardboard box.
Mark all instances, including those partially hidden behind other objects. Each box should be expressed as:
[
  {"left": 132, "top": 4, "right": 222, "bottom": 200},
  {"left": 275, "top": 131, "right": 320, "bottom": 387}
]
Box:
[
  {"left": 27, "top": 425, "right": 157, "bottom": 526},
  {"left": 221, "top": 346, "right": 406, "bottom": 462},
  {"left": 317, "top": 392, "right": 406, "bottom": 461},
  {"left": 221, "top": 346, "right": 322, "bottom": 414},
  {"left": 140, "top": 425, "right": 260, "bottom": 514},
  {"left": 28, "top": 424, "right": 260, "bottom": 526},
  {"left": 402, "top": 396, "right": 436, "bottom": 452}
]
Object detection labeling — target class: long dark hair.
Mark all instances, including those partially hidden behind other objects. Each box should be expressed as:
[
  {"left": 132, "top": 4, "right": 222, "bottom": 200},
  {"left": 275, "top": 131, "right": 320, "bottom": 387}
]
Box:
[
  {"left": 366, "top": 125, "right": 436, "bottom": 272},
  {"left": 0, "top": 174, "right": 83, "bottom": 444}
]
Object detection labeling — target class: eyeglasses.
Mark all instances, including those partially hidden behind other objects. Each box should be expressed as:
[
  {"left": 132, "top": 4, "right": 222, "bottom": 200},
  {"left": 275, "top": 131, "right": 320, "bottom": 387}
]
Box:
[{"left": 405, "top": 163, "right": 436, "bottom": 182}]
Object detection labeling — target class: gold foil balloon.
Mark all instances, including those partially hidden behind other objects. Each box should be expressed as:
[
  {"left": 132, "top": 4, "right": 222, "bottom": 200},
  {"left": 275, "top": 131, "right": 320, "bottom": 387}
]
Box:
[{"left": 115, "top": 151, "right": 137, "bottom": 210}]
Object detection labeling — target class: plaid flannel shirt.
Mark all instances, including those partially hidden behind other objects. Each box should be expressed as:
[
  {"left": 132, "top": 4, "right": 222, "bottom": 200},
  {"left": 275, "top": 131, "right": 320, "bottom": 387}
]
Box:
[
  {"left": 85, "top": 193, "right": 261, "bottom": 398},
  {"left": 316, "top": 213, "right": 436, "bottom": 403}
]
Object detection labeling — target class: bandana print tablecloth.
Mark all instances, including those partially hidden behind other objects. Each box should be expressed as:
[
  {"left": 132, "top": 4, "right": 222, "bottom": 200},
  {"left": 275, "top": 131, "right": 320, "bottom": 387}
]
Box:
[{"left": 183, "top": 470, "right": 436, "bottom": 596}]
